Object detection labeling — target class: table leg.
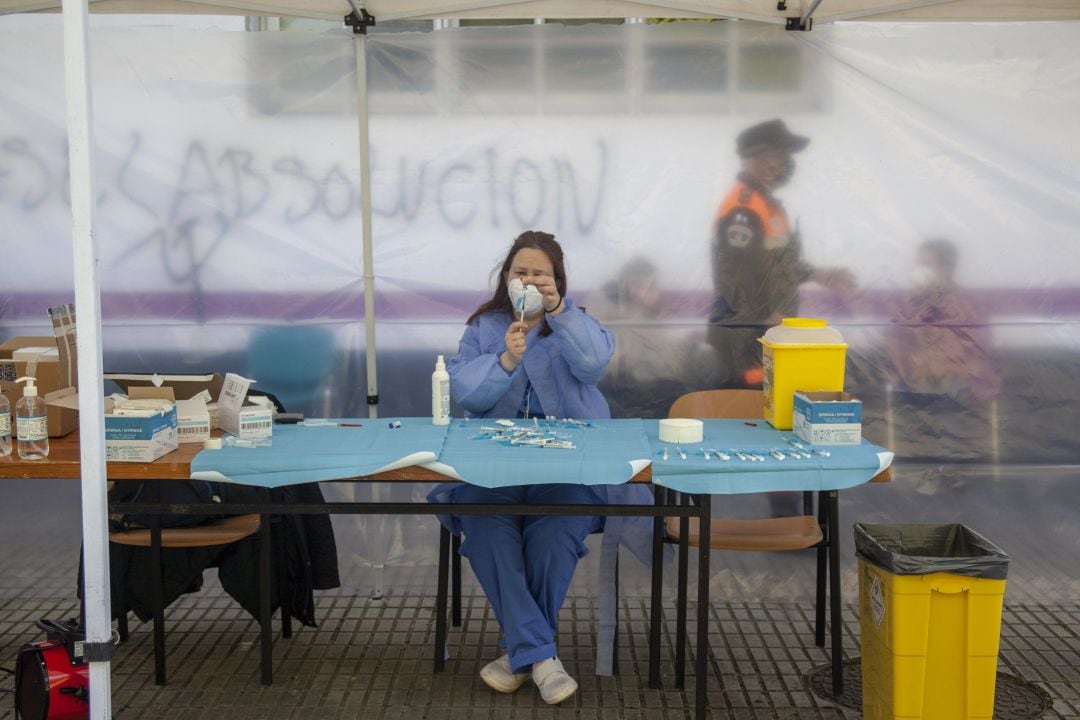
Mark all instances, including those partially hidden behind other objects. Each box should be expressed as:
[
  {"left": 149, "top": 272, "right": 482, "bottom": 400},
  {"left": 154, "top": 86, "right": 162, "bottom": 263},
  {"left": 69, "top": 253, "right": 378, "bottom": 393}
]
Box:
[
  {"left": 648, "top": 485, "right": 665, "bottom": 689},
  {"left": 149, "top": 483, "right": 166, "bottom": 686},
  {"left": 828, "top": 489, "right": 843, "bottom": 697},
  {"left": 816, "top": 491, "right": 827, "bottom": 647},
  {"left": 676, "top": 492, "right": 689, "bottom": 688},
  {"left": 612, "top": 544, "right": 620, "bottom": 677},
  {"left": 259, "top": 512, "right": 273, "bottom": 685},
  {"left": 434, "top": 526, "right": 450, "bottom": 673},
  {"left": 695, "top": 494, "right": 711, "bottom": 720},
  {"left": 451, "top": 533, "right": 462, "bottom": 627}
]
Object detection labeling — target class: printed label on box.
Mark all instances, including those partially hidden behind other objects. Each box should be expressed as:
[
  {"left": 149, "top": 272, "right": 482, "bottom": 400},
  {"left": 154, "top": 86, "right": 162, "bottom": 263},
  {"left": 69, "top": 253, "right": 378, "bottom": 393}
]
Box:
[
  {"left": 793, "top": 390, "right": 862, "bottom": 445},
  {"left": 175, "top": 398, "right": 210, "bottom": 443},
  {"left": 217, "top": 373, "right": 271, "bottom": 438},
  {"left": 104, "top": 403, "right": 178, "bottom": 461}
]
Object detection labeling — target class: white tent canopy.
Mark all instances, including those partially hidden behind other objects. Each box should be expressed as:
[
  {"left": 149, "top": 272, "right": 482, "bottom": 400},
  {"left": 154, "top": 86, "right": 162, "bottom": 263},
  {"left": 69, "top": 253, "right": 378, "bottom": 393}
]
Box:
[{"left": 4, "top": 0, "right": 1080, "bottom": 22}]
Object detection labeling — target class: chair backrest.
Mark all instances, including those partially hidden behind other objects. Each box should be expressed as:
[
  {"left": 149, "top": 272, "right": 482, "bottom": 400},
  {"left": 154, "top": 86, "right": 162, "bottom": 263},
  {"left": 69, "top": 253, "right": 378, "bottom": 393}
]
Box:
[
  {"left": 668, "top": 389, "right": 764, "bottom": 420},
  {"left": 664, "top": 389, "right": 822, "bottom": 549}
]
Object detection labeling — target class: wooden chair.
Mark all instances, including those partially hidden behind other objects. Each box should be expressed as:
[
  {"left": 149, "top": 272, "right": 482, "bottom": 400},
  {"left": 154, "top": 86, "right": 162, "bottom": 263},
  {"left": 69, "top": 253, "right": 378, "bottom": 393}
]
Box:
[
  {"left": 110, "top": 513, "right": 273, "bottom": 685},
  {"left": 659, "top": 389, "right": 841, "bottom": 691}
]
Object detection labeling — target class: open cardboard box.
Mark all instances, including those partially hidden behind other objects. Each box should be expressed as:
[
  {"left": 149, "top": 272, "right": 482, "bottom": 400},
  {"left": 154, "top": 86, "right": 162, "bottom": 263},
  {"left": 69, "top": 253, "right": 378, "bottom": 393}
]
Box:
[
  {"left": 0, "top": 306, "right": 80, "bottom": 438},
  {"left": 104, "top": 386, "right": 178, "bottom": 462},
  {"left": 793, "top": 390, "right": 863, "bottom": 445},
  {"left": 104, "top": 372, "right": 224, "bottom": 402}
]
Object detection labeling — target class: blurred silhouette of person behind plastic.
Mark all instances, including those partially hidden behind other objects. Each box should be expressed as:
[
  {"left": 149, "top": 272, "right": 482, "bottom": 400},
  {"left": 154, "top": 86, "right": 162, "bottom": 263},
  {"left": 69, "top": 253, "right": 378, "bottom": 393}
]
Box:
[
  {"left": 706, "top": 119, "right": 855, "bottom": 389},
  {"left": 705, "top": 119, "right": 856, "bottom": 517},
  {"left": 591, "top": 257, "right": 687, "bottom": 418},
  {"left": 887, "top": 238, "right": 1002, "bottom": 461}
]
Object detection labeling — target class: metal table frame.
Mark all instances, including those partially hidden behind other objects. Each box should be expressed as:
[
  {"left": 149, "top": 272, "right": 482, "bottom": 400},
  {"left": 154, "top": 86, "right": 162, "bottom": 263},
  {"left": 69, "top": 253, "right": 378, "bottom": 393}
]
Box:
[
  {"left": 114, "top": 482, "right": 716, "bottom": 718},
  {"left": 2, "top": 433, "right": 883, "bottom": 719}
]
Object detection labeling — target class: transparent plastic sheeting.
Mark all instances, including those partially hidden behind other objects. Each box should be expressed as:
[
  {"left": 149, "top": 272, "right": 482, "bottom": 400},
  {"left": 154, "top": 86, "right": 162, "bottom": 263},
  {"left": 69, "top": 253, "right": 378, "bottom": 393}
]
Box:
[{"left": 1, "top": 20, "right": 1079, "bottom": 592}]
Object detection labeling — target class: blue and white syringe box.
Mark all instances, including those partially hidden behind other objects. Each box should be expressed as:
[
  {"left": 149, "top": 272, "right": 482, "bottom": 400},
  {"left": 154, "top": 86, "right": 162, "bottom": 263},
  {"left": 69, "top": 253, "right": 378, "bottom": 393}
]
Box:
[
  {"left": 104, "top": 398, "right": 178, "bottom": 462},
  {"left": 792, "top": 391, "right": 862, "bottom": 445}
]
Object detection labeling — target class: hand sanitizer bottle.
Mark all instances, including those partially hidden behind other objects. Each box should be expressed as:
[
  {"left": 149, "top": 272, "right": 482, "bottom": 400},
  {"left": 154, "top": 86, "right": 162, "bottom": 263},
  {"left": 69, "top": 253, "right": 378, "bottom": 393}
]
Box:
[
  {"left": 432, "top": 355, "right": 450, "bottom": 426},
  {"left": 15, "top": 376, "right": 49, "bottom": 460},
  {"left": 0, "top": 391, "right": 11, "bottom": 456}
]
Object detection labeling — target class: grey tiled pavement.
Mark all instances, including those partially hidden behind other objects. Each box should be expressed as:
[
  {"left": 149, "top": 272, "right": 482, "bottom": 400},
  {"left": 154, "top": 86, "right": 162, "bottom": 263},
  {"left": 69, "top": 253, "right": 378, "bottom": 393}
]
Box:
[
  {"left": 3, "top": 582, "right": 1079, "bottom": 719},
  {"left": 2, "top": 476, "right": 1079, "bottom": 719}
]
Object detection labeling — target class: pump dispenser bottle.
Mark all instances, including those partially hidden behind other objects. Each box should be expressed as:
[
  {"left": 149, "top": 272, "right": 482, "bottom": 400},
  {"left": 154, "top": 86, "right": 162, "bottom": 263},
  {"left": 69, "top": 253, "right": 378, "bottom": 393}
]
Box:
[
  {"left": 15, "top": 377, "right": 49, "bottom": 460},
  {"left": 432, "top": 355, "right": 450, "bottom": 426},
  {"left": 0, "top": 391, "right": 11, "bottom": 457}
]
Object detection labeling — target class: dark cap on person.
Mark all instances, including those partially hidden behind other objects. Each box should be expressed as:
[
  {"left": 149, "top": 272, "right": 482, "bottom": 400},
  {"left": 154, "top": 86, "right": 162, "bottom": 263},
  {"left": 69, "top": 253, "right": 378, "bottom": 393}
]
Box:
[{"left": 736, "top": 119, "right": 810, "bottom": 157}]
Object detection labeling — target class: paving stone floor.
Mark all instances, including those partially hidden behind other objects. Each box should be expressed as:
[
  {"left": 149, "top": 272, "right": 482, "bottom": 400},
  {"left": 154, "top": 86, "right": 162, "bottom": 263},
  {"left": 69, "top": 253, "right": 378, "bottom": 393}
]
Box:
[
  {"left": 2, "top": 574, "right": 1079, "bottom": 719},
  {"left": 2, "top": 475, "right": 1079, "bottom": 719}
]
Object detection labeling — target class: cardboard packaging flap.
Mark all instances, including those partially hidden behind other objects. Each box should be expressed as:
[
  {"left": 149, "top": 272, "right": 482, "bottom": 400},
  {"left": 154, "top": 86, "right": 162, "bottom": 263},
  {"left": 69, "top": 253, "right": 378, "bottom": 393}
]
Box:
[
  {"left": 128, "top": 386, "right": 177, "bottom": 402},
  {"left": 45, "top": 387, "right": 80, "bottom": 410},
  {"left": 105, "top": 372, "right": 222, "bottom": 402}
]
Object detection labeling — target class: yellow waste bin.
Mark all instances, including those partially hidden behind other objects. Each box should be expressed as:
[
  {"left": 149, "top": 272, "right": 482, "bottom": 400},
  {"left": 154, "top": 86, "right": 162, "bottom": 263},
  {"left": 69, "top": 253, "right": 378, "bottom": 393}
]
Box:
[
  {"left": 758, "top": 318, "right": 847, "bottom": 429},
  {"left": 855, "top": 523, "right": 1010, "bottom": 720}
]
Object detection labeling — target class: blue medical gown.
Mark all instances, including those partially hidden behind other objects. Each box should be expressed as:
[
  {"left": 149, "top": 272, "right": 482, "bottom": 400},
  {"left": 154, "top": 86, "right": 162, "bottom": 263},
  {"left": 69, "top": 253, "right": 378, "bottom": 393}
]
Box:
[
  {"left": 448, "top": 297, "right": 613, "bottom": 420},
  {"left": 427, "top": 300, "right": 657, "bottom": 673},
  {"left": 427, "top": 299, "right": 654, "bottom": 531}
]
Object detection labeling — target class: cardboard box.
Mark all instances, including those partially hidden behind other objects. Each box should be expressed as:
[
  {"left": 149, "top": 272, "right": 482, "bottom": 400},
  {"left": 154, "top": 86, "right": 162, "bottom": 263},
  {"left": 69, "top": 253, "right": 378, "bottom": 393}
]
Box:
[
  {"left": 220, "top": 404, "right": 272, "bottom": 438},
  {"left": 175, "top": 397, "right": 211, "bottom": 444},
  {"left": 13, "top": 346, "right": 58, "bottom": 361},
  {"left": 793, "top": 390, "right": 863, "bottom": 445},
  {"left": 104, "top": 372, "right": 223, "bottom": 402},
  {"left": 104, "top": 395, "right": 178, "bottom": 462},
  {"left": 0, "top": 324, "right": 79, "bottom": 438},
  {"left": 218, "top": 373, "right": 272, "bottom": 439}
]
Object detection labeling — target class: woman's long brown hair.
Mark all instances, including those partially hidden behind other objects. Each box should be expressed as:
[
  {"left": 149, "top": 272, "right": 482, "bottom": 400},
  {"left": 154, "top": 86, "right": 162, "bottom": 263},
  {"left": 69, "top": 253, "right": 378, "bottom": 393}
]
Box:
[{"left": 466, "top": 230, "right": 567, "bottom": 337}]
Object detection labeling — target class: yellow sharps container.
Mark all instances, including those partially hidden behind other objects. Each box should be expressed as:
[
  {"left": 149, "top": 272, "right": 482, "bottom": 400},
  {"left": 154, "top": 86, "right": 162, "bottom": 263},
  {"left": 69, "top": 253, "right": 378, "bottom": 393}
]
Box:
[
  {"left": 855, "top": 524, "right": 1010, "bottom": 720},
  {"left": 758, "top": 318, "right": 847, "bottom": 429}
]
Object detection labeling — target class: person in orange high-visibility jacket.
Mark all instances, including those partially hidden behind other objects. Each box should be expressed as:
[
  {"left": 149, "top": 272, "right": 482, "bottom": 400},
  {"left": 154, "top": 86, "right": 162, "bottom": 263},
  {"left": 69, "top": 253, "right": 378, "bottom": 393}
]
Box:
[
  {"left": 706, "top": 119, "right": 854, "bottom": 388},
  {"left": 707, "top": 120, "right": 855, "bottom": 517}
]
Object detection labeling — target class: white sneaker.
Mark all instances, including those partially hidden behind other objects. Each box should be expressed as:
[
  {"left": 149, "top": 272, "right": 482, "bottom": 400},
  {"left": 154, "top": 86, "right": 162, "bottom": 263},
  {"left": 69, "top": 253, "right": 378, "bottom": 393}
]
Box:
[
  {"left": 479, "top": 654, "right": 531, "bottom": 693},
  {"left": 532, "top": 657, "right": 578, "bottom": 705}
]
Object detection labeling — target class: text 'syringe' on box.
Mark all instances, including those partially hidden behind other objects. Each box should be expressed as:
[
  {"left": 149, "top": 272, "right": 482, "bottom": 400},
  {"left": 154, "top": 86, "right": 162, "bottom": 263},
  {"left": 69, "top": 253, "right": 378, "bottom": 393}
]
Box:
[
  {"left": 793, "top": 390, "right": 862, "bottom": 445},
  {"left": 104, "top": 397, "right": 178, "bottom": 462}
]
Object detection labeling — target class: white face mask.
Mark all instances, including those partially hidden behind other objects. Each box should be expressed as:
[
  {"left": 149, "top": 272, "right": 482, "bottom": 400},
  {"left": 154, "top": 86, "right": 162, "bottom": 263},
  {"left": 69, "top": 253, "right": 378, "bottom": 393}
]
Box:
[{"left": 508, "top": 278, "right": 544, "bottom": 316}]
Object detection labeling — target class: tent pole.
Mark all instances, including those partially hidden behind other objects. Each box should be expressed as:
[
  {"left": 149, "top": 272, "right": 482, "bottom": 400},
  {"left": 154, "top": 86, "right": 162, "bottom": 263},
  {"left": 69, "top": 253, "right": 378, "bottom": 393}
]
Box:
[
  {"left": 353, "top": 17, "right": 384, "bottom": 600},
  {"left": 60, "top": 0, "right": 112, "bottom": 716},
  {"left": 354, "top": 26, "right": 377, "bottom": 423}
]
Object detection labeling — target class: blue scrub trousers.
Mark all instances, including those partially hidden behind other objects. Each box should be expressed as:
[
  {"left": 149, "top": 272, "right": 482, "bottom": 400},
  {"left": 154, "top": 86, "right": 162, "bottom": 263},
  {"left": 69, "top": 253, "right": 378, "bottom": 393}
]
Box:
[{"left": 452, "top": 483, "right": 603, "bottom": 674}]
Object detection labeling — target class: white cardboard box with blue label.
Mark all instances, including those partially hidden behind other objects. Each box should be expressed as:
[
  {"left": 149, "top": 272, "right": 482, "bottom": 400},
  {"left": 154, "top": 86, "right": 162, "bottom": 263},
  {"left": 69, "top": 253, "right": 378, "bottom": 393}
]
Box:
[
  {"left": 104, "top": 395, "right": 178, "bottom": 462},
  {"left": 793, "top": 391, "right": 862, "bottom": 445}
]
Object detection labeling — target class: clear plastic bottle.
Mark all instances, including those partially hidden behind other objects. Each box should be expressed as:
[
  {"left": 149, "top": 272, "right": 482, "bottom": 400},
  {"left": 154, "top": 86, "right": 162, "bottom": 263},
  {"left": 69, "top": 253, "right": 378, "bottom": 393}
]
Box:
[
  {"left": 0, "top": 391, "right": 11, "bottom": 457},
  {"left": 15, "top": 376, "right": 49, "bottom": 460},
  {"left": 432, "top": 355, "right": 450, "bottom": 426}
]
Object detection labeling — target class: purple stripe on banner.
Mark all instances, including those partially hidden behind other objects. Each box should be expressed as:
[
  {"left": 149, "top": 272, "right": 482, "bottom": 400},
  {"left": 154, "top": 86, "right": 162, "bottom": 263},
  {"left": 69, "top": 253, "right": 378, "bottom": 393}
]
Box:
[{"left": 3, "top": 288, "right": 1080, "bottom": 324}]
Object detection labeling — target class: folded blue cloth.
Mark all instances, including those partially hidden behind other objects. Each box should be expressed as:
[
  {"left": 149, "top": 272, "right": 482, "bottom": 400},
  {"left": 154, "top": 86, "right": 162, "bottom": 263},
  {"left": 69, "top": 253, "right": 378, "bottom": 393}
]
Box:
[
  {"left": 429, "top": 418, "right": 653, "bottom": 488},
  {"left": 647, "top": 419, "right": 892, "bottom": 494},
  {"left": 190, "top": 418, "right": 449, "bottom": 487}
]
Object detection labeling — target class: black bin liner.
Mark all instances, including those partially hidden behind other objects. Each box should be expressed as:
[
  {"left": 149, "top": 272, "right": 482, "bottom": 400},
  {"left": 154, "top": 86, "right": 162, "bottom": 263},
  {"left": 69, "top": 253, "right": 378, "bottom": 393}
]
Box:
[{"left": 854, "top": 523, "right": 1010, "bottom": 580}]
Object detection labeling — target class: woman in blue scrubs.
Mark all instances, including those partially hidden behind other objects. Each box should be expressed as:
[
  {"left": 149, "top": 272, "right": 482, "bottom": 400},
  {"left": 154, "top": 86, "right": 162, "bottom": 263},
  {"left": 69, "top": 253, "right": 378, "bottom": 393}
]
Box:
[{"left": 438, "top": 230, "right": 615, "bottom": 704}]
